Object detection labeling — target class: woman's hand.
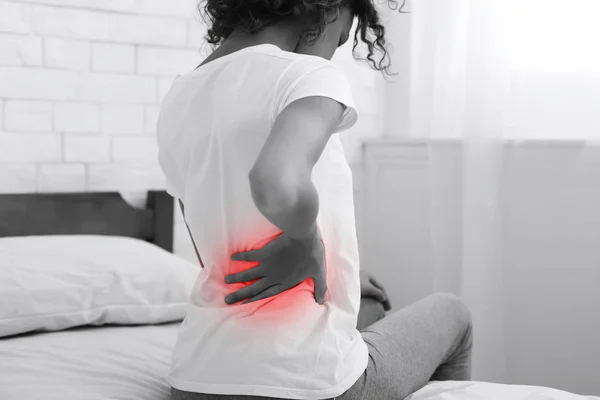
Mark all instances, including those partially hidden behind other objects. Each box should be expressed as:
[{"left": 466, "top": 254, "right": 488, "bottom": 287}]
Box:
[
  {"left": 224, "top": 228, "right": 327, "bottom": 305},
  {"left": 360, "top": 270, "right": 392, "bottom": 311}
]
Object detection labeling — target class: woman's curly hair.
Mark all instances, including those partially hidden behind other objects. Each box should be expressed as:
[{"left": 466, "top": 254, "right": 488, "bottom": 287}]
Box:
[{"left": 199, "top": 0, "right": 410, "bottom": 76}]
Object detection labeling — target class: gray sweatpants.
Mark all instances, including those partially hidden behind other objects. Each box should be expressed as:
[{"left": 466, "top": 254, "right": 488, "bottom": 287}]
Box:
[{"left": 171, "top": 293, "right": 473, "bottom": 400}]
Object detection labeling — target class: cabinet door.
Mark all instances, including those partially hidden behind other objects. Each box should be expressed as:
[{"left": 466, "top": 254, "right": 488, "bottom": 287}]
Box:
[{"left": 360, "top": 140, "right": 433, "bottom": 311}]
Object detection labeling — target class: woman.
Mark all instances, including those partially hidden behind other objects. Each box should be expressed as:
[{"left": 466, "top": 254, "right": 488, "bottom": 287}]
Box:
[{"left": 157, "top": 1, "right": 473, "bottom": 399}]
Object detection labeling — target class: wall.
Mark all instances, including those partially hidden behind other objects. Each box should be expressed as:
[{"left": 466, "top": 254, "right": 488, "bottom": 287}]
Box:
[
  {"left": 360, "top": 138, "right": 600, "bottom": 396},
  {"left": 0, "top": 0, "right": 387, "bottom": 262}
]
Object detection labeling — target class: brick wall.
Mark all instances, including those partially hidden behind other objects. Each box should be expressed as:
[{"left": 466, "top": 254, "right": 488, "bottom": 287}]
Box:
[{"left": 0, "top": 0, "right": 386, "bottom": 261}]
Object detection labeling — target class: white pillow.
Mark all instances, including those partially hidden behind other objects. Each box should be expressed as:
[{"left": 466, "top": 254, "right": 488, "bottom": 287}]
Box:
[{"left": 0, "top": 235, "right": 199, "bottom": 338}]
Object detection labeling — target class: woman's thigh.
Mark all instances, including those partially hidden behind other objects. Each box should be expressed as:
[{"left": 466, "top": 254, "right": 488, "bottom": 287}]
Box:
[{"left": 337, "top": 293, "right": 473, "bottom": 400}]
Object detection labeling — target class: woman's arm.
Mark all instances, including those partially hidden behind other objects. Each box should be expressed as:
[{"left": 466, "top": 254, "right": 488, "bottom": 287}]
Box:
[{"left": 249, "top": 95, "right": 345, "bottom": 241}]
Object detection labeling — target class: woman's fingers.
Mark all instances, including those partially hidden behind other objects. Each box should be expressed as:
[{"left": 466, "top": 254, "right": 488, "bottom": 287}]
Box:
[
  {"left": 231, "top": 249, "right": 260, "bottom": 262},
  {"left": 242, "top": 285, "right": 283, "bottom": 304},
  {"left": 382, "top": 298, "right": 392, "bottom": 311},
  {"left": 366, "top": 274, "right": 392, "bottom": 310},
  {"left": 369, "top": 276, "right": 385, "bottom": 291},
  {"left": 225, "top": 264, "right": 264, "bottom": 284},
  {"left": 361, "top": 284, "right": 388, "bottom": 304},
  {"left": 224, "top": 277, "right": 270, "bottom": 304},
  {"left": 312, "top": 273, "right": 327, "bottom": 305}
]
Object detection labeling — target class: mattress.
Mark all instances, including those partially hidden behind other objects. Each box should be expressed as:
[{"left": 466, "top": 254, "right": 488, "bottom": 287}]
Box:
[
  {"left": 1, "top": 322, "right": 597, "bottom": 400},
  {"left": 407, "top": 380, "right": 599, "bottom": 400},
  {"left": 0, "top": 322, "right": 180, "bottom": 400}
]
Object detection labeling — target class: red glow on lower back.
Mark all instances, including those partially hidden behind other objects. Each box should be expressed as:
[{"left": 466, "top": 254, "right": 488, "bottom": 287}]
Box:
[
  {"left": 222, "top": 226, "right": 326, "bottom": 322},
  {"left": 187, "top": 221, "right": 328, "bottom": 327}
]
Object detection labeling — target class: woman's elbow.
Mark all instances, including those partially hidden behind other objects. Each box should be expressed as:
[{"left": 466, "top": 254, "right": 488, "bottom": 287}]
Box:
[{"left": 248, "top": 170, "right": 296, "bottom": 212}]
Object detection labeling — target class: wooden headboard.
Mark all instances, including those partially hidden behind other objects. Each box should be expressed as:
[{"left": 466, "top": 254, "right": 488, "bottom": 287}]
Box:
[{"left": 0, "top": 190, "right": 174, "bottom": 252}]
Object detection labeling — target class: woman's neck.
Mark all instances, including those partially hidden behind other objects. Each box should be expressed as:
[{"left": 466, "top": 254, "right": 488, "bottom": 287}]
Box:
[{"left": 220, "top": 25, "right": 302, "bottom": 54}]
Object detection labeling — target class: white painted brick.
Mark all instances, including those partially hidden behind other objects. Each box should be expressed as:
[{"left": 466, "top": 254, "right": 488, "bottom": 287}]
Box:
[
  {"left": 0, "top": 2, "right": 32, "bottom": 34},
  {"left": 16, "top": 0, "right": 131, "bottom": 13},
  {"left": 112, "top": 136, "right": 158, "bottom": 161},
  {"left": 0, "top": 100, "right": 4, "bottom": 130},
  {"left": 54, "top": 103, "right": 100, "bottom": 133},
  {"left": 0, "top": 67, "right": 78, "bottom": 100},
  {"left": 87, "top": 162, "right": 165, "bottom": 191},
  {"left": 38, "top": 163, "right": 86, "bottom": 192},
  {"left": 0, "top": 133, "right": 62, "bottom": 162},
  {"left": 101, "top": 104, "right": 144, "bottom": 134},
  {"left": 92, "top": 43, "right": 134, "bottom": 73},
  {"left": 0, "top": 163, "right": 36, "bottom": 193},
  {"left": 30, "top": 5, "right": 109, "bottom": 41},
  {"left": 187, "top": 19, "right": 209, "bottom": 50},
  {"left": 4, "top": 100, "right": 52, "bottom": 132},
  {"left": 157, "top": 77, "right": 176, "bottom": 104},
  {"left": 28, "top": 4, "right": 185, "bottom": 46},
  {"left": 132, "top": 0, "right": 197, "bottom": 18},
  {"left": 137, "top": 47, "right": 200, "bottom": 76},
  {"left": 0, "top": 33, "right": 43, "bottom": 66},
  {"left": 45, "top": 38, "right": 91, "bottom": 70},
  {"left": 144, "top": 106, "right": 160, "bottom": 134},
  {"left": 12, "top": 0, "right": 196, "bottom": 18},
  {"left": 64, "top": 134, "right": 110, "bottom": 162},
  {"left": 79, "top": 72, "right": 156, "bottom": 104},
  {"left": 107, "top": 14, "right": 187, "bottom": 47}
]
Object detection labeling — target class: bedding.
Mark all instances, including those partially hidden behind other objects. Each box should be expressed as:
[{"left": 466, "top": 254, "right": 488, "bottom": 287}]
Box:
[
  {"left": 0, "top": 235, "right": 199, "bottom": 337},
  {"left": 1, "top": 322, "right": 598, "bottom": 400},
  {"left": 0, "top": 322, "right": 180, "bottom": 400},
  {"left": 407, "top": 381, "right": 599, "bottom": 400}
]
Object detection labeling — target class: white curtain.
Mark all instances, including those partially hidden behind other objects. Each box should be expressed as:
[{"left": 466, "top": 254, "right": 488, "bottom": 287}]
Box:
[{"left": 402, "top": 0, "right": 600, "bottom": 390}]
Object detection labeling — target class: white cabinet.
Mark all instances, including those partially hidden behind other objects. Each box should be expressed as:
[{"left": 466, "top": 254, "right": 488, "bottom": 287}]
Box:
[{"left": 356, "top": 139, "right": 434, "bottom": 311}]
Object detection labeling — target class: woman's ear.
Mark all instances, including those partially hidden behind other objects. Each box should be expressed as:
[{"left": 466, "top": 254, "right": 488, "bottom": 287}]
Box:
[{"left": 293, "top": 10, "right": 345, "bottom": 60}]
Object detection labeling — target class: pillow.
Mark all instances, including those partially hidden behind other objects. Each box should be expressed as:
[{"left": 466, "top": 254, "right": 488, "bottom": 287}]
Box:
[{"left": 0, "top": 235, "right": 199, "bottom": 338}]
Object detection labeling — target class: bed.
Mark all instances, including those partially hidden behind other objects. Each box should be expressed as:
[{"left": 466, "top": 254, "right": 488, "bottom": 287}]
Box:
[
  {"left": 0, "top": 191, "right": 597, "bottom": 400},
  {"left": 0, "top": 190, "right": 185, "bottom": 400}
]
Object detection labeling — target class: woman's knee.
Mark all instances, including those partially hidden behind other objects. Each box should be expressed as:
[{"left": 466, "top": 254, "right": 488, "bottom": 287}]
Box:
[
  {"left": 430, "top": 293, "right": 474, "bottom": 355},
  {"left": 431, "top": 292, "right": 472, "bottom": 330}
]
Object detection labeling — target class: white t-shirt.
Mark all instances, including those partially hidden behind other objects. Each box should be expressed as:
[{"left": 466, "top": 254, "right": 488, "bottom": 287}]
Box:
[{"left": 157, "top": 43, "right": 368, "bottom": 399}]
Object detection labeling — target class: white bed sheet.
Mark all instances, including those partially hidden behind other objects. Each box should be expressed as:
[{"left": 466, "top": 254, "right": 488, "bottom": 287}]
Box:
[
  {"left": 1, "top": 322, "right": 598, "bottom": 400},
  {"left": 408, "top": 381, "right": 599, "bottom": 400},
  {"left": 0, "top": 322, "right": 180, "bottom": 400}
]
